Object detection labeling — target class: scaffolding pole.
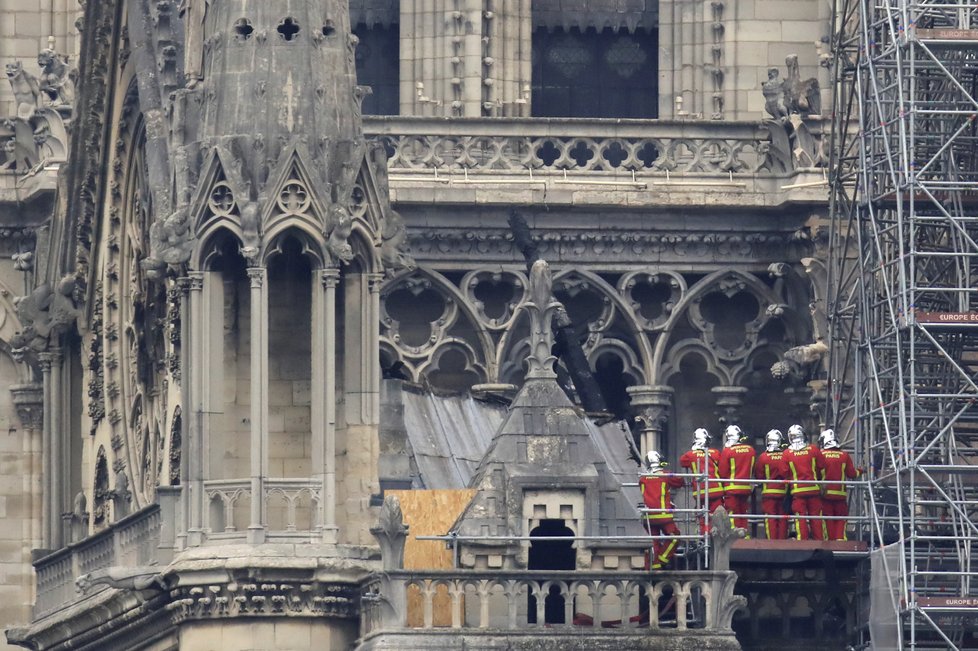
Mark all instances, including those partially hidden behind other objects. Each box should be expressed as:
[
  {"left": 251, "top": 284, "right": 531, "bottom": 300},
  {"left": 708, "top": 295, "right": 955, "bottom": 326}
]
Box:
[{"left": 829, "top": 0, "right": 978, "bottom": 648}]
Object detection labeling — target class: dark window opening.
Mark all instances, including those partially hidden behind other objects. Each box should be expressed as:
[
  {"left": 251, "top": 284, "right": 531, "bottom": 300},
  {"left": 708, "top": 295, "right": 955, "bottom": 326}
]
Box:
[
  {"left": 527, "top": 519, "right": 575, "bottom": 624},
  {"left": 234, "top": 18, "right": 254, "bottom": 40},
  {"left": 532, "top": 27, "right": 658, "bottom": 118},
  {"left": 353, "top": 22, "right": 400, "bottom": 115},
  {"left": 277, "top": 17, "right": 301, "bottom": 41},
  {"left": 322, "top": 20, "right": 336, "bottom": 37}
]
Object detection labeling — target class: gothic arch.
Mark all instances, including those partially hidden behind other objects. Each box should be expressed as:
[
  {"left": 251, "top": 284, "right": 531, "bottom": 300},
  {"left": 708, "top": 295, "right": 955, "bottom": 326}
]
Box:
[
  {"left": 380, "top": 267, "right": 495, "bottom": 388},
  {"left": 650, "top": 269, "right": 791, "bottom": 383}
]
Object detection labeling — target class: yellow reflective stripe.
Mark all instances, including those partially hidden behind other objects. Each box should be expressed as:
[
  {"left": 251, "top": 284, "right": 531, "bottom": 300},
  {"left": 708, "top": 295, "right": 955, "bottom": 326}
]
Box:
[
  {"left": 826, "top": 490, "right": 847, "bottom": 497},
  {"left": 726, "top": 484, "right": 751, "bottom": 491},
  {"left": 658, "top": 538, "right": 677, "bottom": 563},
  {"left": 730, "top": 458, "right": 736, "bottom": 480}
]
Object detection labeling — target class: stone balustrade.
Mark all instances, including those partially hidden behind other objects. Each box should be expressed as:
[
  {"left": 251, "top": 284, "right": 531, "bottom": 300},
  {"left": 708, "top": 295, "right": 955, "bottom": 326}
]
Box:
[
  {"left": 203, "top": 478, "right": 322, "bottom": 539},
  {"left": 360, "top": 569, "right": 743, "bottom": 639},
  {"left": 362, "top": 116, "right": 824, "bottom": 178},
  {"left": 33, "top": 505, "right": 161, "bottom": 618}
]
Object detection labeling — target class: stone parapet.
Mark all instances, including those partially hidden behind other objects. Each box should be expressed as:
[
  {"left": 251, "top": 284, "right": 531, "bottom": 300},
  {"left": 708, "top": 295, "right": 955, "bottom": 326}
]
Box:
[{"left": 363, "top": 116, "right": 829, "bottom": 210}]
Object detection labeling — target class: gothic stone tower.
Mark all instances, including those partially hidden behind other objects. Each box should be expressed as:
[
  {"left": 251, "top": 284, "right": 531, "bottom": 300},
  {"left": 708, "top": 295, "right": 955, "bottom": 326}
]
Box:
[{"left": 4, "top": 0, "right": 411, "bottom": 648}]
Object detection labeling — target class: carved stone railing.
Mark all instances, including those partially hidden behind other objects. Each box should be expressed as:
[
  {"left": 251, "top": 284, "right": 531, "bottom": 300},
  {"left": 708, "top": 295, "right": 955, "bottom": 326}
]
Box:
[
  {"left": 363, "top": 116, "right": 824, "bottom": 178},
  {"left": 33, "top": 505, "right": 161, "bottom": 618},
  {"left": 360, "top": 569, "right": 742, "bottom": 640},
  {"left": 203, "top": 478, "right": 322, "bottom": 538}
]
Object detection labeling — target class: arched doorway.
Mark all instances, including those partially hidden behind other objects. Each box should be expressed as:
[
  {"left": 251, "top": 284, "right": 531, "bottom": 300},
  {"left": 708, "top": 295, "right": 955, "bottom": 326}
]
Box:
[{"left": 527, "top": 519, "right": 575, "bottom": 624}]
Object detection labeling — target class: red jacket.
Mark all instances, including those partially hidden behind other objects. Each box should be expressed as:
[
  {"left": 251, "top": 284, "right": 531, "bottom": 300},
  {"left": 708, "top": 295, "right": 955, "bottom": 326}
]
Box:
[
  {"left": 639, "top": 472, "right": 684, "bottom": 524},
  {"left": 718, "top": 443, "right": 756, "bottom": 495},
  {"left": 679, "top": 448, "right": 723, "bottom": 499},
  {"left": 820, "top": 449, "right": 860, "bottom": 501},
  {"left": 755, "top": 449, "right": 787, "bottom": 496},
  {"left": 783, "top": 445, "right": 826, "bottom": 495}
]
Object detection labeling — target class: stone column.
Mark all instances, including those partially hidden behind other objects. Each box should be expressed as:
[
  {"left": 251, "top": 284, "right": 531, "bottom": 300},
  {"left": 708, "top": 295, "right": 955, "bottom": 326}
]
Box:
[
  {"left": 38, "top": 348, "right": 63, "bottom": 549},
  {"left": 184, "top": 273, "right": 205, "bottom": 545},
  {"left": 12, "top": 384, "right": 44, "bottom": 558},
  {"left": 312, "top": 268, "right": 340, "bottom": 543},
  {"left": 626, "top": 385, "right": 674, "bottom": 454},
  {"left": 247, "top": 267, "right": 268, "bottom": 544},
  {"left": 366, "top": 273, "right": 385, "bottom": 425},
  {"left": 711, "top": 385, "right": 747, "bottom": 428}
]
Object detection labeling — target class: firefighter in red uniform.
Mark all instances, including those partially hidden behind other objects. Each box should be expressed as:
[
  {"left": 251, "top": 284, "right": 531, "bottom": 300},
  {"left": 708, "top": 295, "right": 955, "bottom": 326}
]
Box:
[
  {"left": 639, "top": 450, "right": 685, "bottom": 569},
  {"left": 755, "top": 429, "right": 788, "bottom": 539},
  {"left": 718, "top": 425, "right": 756, "bottom": 534},
  {"left": 818, "top": 429, "right": 862, "bottom": 540},
  {"left": 783, "top": 424, "right": 827, "bottom": 540},
  {"left": 679, "top": 428, "right": 724, "bottom": 534}
]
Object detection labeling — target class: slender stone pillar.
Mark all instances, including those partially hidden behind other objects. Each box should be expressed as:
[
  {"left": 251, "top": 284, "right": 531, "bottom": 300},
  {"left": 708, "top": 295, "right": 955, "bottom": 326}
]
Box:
[
  {"left": 38, "top": 348, "right": 63, "bottom": 549},
  {"left": 185, "top": 273, "right": 205, "bottom": 545},
  {"left": 366, "top": 273, "right": 385, "bottom": 425},
  {"left": 312, "top": 268, "right": 340, "bottom": 542},
  {"left": 626, "top": 385, "right": 674, "bottom": 454},
  {"left": 247, "top": 267, "right": 268, "bottom": 543},
  {"left": 12, "top": 384, "right": 44, "bottom": 559}
]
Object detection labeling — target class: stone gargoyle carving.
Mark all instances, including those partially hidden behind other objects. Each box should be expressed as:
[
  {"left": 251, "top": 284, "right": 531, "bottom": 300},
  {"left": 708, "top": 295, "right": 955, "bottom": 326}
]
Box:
[
  {"left": 37, "top": 44, "right": 76, "bottom": 108},
  {"left": 3, "top": 44, "right": 74, "bottom": 171},
  {"left": 10, "top": 274, "right": 82, "bottom": 356},
  {"left": 765, "top": 55, "right": 821, "bottom": 119},
  {"left": 76, "top": 567, "right": 166, "bottom": 594},
  {"left": 144, "top": 206, "right": 194, "bottom": 279},
  {"left": 5, "top": 61, "right": 40, "bottom": 120},
  {"left": 326, "top": 205, "right": 355, "bottom": 266},
  {"left": 380, "top": 208, "right": 415, "bottom": 273}
]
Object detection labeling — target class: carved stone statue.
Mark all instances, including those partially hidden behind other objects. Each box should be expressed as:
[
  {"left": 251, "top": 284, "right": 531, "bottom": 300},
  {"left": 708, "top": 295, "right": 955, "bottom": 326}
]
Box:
[
  {"left": 783, "top": 54, "right": 821, "bottom": 116},
  {"left": 326, "top": 206, "right": 355, "bottom": 265},
  {"left": 5, "top": 61, "right": 41, "bottom": 120},
  {"left": 37, "top": 45, "right": 76, "bottom": 107},
  {"left": 762, "top": 68, "right": 788, "bottom": 120},
  {"left": 179, "top": 0, "right": 211, "bottom": 85},
  {"left": 380, "top": 208, "right": 415, "bottom": 273}
]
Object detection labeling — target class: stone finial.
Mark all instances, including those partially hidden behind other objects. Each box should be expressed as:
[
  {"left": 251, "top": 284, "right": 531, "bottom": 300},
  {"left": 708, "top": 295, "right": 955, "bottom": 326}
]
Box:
[
  {"left": 523, "top": 259, "right": 562, "bottom": 380},
  {"left": 370, "top": 495, "right": 409, "bottom": 571},
  {"left": 708, "top": 505, "right": 746, "bottom": 571}
]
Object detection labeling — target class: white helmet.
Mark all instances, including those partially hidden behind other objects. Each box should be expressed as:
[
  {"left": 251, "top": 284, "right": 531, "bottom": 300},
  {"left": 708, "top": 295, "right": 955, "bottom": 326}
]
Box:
[
  {"left": 819, "top": 428, "right": 839, "bottom": 449},
  {"left": 787, "top": 424, "right": 806, "bottom": 449},
  {"left": 692, "top": 428, "right": 711, "bottom": 450},
  {"left": 645, "top": 450, "right": 665, "bottom": 473},
  {"left": 765, "top": 429, "right": 784, "bottom": 452},
  {"left": 724, "top": 425, "right": 743, "bottom": 448}
]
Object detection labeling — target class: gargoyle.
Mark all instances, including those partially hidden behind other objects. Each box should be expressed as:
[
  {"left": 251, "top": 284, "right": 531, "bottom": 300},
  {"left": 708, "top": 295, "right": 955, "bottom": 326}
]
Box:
[
  {"left": 5, "top": 61, "right": 40, "bottom": 120},
  {"left": 76, "top": 567, "right": 166, "bottom": 594},
  {"left": 326, "top": 205, "right": 355, "bottom": 265},
  {"left": 783, "top": 54, "right": 821, "bottom": 116},
  {"left": 380, "top": 208, "right": 415, "bottom": 273},
  {"left": 37, "top": 45, "right": 76, "bottom": 107}
]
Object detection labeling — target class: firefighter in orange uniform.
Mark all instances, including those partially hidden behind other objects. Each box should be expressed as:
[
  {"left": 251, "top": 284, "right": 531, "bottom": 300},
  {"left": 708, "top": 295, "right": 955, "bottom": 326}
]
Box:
[
  {"left": 783, "top": 424, "right": 827, "bottom": 540},
  {"left": 818, "top": 429, "right": 862, "bottom": 540},
  {"left": 679, "top": 428, "right": 724, "bottom": 534},
  {"left": 755, "top": 429, "right": 789, "bottom": 539},
  {"left": 718, "top": 425, "right": 756, "bottom": 534},
  {"left": 639, "top": 450, "right": 685, "bottom": 570}
]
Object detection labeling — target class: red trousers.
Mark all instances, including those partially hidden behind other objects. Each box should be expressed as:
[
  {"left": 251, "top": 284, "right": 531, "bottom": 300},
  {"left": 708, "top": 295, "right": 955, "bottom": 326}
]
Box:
[
  {"left": 723, "top": 493, "right": 751, "bottom": 533},
  {"left": 791, "top": 494, "right": 825, "bottom": 540},
  {"left": 760, "top": 496, "right": 788, "bottom": 540},
  {"left": 822, "top": 499, "right": 849, "bottom": 540},
  {"left": 644, "top": 519, "right": 681, "bottom": 568}
]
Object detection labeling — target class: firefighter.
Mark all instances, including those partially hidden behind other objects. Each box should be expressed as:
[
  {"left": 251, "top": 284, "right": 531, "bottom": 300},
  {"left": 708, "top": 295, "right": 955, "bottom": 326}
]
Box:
[
  {"left": 679, "top": 428, "right": 724, "bottom": 534},
  {"left": 818, "top": 429, "right": 862, "bottom": 540},
  {"left": 718, "top": 425, "right": 756, "bottom": 534},
  {"left": 755, "top": 429, "right": 789, "bottom": 539},
  {"left": 639, "top": 450, "right": 684, "bottom": 570},
  {"left": 782, "top": 424, "right": 827, "bottom": 540}
]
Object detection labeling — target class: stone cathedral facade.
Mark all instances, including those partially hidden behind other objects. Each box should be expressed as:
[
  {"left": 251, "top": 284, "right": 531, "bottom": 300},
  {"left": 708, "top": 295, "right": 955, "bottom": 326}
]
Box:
[{"left": 0, "top": 1, "right": 841, "bottom": 649}]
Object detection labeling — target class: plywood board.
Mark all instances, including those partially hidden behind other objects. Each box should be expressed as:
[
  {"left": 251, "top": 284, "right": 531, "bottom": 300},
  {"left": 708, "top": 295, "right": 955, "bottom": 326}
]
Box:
[{"left": 388, "top": 489, "right": 476, "bottom": 627}]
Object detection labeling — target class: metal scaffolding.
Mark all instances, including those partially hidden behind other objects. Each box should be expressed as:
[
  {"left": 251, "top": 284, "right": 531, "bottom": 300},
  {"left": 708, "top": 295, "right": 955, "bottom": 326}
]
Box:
[{"left": 828, "top": 0, "right": 978, "bottom": 648}]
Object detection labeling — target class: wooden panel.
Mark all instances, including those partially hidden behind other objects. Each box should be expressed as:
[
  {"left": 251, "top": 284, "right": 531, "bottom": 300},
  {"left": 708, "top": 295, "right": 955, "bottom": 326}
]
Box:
[{"left": 388, "top": 489, "right": 476, "bottom": 627}]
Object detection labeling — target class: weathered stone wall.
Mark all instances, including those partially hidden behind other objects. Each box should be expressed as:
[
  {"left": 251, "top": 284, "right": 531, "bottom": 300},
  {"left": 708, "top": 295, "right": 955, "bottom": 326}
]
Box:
[{"left": 179, "top": 617, "right": 358, "bottom": 650}]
